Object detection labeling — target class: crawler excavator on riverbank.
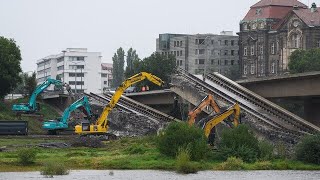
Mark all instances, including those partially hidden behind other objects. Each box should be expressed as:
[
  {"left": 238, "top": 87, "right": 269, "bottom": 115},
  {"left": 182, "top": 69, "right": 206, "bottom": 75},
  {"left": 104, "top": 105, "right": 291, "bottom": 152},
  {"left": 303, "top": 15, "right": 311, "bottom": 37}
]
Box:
[{"left": 74, "top": 72, "right": 164, "bottom": 137}]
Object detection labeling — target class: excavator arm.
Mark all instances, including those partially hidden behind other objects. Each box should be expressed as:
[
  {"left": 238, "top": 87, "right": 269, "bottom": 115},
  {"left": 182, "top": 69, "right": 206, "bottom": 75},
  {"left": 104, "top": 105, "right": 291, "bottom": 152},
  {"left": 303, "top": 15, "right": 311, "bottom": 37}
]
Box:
[
  {"left": 12, "top": 78, "right": 64, "bottom": 113},
  {"left": 42, "top": 96, "right": 93, "bottom": 132},
  {"left": 75, "top": 72, "right": 164, "bottom": 134},
  {"left": 203, "top": 103, "right": 240, "bottom": 137},
  {"left": 188, "top": 94, "right": 220, "bottom": 126}
]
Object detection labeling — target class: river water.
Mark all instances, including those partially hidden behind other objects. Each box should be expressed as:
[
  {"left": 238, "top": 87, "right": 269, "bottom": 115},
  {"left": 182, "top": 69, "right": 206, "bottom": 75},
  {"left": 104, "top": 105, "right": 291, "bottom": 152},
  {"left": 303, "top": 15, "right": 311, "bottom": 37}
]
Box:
[{"left": 0, "top": 170, "right": 320, "bottom": 180}]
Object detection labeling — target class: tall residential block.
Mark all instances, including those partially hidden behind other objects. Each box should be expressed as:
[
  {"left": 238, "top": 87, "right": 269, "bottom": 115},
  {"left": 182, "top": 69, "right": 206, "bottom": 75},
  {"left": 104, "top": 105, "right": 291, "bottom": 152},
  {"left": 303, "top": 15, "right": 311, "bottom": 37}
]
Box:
[
  {"left": 156, "top": 32, "right": 239, "bottom": 76},
  {"left": 36, "top": 48, "right": 107, "bottom": 93}
]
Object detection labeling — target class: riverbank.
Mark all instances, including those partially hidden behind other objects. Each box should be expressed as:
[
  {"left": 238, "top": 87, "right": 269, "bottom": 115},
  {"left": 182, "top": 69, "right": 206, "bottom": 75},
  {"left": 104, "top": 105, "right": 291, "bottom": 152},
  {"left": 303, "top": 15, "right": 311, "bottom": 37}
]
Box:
[{"left": 0, "top": 136, "right": 320, "bottom": 172}]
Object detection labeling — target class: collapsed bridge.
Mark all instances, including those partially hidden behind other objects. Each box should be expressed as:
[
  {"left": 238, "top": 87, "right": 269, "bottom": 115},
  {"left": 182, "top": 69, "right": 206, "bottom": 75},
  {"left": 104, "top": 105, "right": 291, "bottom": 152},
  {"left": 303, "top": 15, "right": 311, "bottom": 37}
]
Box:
[{"left": 171, "top": 69, "right": 320, "bottom": 143}]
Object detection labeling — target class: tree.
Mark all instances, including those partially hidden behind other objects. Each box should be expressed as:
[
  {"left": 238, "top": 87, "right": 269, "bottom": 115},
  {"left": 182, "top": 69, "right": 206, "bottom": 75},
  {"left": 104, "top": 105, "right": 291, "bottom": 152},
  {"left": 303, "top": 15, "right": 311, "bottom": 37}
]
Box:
[
  {"left": 112, "top": 47, "right": 125, "bottom": 88},
  {"left": 0, "top": 36, "right": 22, "bottom": 99},
  {"left": 25, "top": 72, "right": 37, "bottom": 96},
  {"left": 125, "top": 48, "right": 140, "bottom": 78},
  {"left": 288, "top": 48, "right": 320, "bottom": 74}
]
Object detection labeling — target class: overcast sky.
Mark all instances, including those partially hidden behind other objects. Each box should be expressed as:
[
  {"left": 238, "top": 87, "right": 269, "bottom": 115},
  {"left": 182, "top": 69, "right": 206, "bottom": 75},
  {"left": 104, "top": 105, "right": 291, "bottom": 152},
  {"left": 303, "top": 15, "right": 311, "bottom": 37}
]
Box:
[{"left": 0, "top": 0, "right": 318, "bottom": 72}]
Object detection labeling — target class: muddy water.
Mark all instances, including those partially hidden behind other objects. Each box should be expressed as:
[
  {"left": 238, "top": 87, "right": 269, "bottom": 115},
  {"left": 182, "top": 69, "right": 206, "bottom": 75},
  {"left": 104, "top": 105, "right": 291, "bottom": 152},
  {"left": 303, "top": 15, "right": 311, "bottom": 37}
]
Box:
[{"left": 0, "top": 170, "right": 319, "bottom": 180}]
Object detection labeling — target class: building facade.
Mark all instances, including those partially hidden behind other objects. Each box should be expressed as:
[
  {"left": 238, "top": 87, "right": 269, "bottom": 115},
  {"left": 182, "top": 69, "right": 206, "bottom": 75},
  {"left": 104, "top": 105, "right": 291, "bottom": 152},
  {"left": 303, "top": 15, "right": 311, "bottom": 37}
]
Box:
[
  {"left": 156, "top": 32, "right": 239, "bottom": 76},
  {"left": 36, "top": 48, "right": 106, "bottom": 94},
  {"left": 101, "top": 63, "right": 113, "bottom": 92},
  {"left": 239, "top": 0, "right": 320, "bottom": 79}
]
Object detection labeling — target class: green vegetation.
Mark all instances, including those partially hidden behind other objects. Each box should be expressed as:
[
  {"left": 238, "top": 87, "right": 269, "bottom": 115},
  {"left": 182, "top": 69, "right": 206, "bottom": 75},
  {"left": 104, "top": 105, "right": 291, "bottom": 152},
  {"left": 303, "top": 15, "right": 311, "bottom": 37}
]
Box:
[
  {"left": 0, "top": 36, "right": 22, "bottom": 99},
  {"left": 17, "top": 148, "right": 37, "bottom": 165},
  {"left": 295, "top": 134, "right": 320, "bottom": 165},
  {"left": 40, "top": 161, "right": 69, "bottom": 176},
  {"left": 217, "top": 125, "right": 261, "bottom": 162},
  {"left": 288, "top": 48, "right": 320, "bottom": 74},
  {"left": 175, "top": 148, "right": 198, "bottom": 174},
  {"left": 157, "top": 122, "right": 208, "bottom": 160},
  {"left": 0, "top": 98, "right": 60, "bottom": 134},
  {"left": 112, "top": 47, "right": 125, "bottom": 88},
  {"left": 217, "top": 157, "right": 244, "bottom": 170}
]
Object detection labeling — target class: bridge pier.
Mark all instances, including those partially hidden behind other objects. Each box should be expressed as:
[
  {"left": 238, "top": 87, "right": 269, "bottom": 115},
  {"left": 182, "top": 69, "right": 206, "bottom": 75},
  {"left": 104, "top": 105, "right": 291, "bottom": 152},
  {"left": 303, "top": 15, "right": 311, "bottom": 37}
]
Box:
[{"left": 304, "top": 97, "right": 320, "bottom": 127}]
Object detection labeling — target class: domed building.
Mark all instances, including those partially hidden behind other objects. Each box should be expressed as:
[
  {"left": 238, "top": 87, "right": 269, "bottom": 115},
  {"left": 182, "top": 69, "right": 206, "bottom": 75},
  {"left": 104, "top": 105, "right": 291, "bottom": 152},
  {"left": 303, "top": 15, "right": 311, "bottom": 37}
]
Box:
[{"left": 238, "top": 0, "right": 320, "bottom": 78}]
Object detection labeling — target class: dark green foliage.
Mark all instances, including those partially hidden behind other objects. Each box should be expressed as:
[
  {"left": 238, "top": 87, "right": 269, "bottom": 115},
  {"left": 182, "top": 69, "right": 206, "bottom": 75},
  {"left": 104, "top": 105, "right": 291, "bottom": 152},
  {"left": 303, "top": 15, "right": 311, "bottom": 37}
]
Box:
[
  {"left": 70, "top": 136, "right": 104, "bottom": 148},
  {"left": 112, "top": 47, "right": 125, "bottom": 88},
  {"left": 0, "top": 36, "right": 22, "bottom": 99},
  {"left": 41, "top": 161, "right": 69, "bottom": 176},
  {"left": 124, "top": 52, "right": 176, "bottom": 90},
  {"left": 17, "top": 148, "right": 37, "bottom": 165},
  {"left": 295, "top": 134, "right": 320, "bottom": 164},
  {"left": 258, "top": 140, "right": 274, "bottom": 160},
  {"left": 218, "top": 125, "right": 260, "bottom": 162},
  {"left": 125, "top": 48, "right": 140, "bottom": 78},
  {"left": 175, "top": 148, "right": 198, "bottom": 174},
  {"left": 157, "top": 122, "right": 208, "bottom": 160},
  {"left": 288, "top": 48, "right": 320, "bottom": 73},
  {"left": 125, "top": 144, "right": 147, "bottom": 154},
  {"left": 25, "top": 72, "right": 37, "bottom": 96}
]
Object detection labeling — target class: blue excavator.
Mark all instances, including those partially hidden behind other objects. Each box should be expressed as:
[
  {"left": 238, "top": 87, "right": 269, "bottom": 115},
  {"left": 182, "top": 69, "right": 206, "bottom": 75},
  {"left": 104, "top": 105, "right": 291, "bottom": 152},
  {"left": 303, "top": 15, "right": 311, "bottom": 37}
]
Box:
[
  {"left": 12, "top": 78, "right": 64, "bottom": 114},
  {"left": 42, "top": 96, "right": 93, "bottom": 134}
]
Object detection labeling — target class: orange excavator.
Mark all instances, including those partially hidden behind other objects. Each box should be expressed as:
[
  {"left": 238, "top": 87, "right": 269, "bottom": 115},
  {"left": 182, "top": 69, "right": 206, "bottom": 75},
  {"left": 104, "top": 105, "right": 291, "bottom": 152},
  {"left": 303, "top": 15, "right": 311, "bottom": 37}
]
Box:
[{"left": 187, "top": 94, "right": 240, "bottom": 145}]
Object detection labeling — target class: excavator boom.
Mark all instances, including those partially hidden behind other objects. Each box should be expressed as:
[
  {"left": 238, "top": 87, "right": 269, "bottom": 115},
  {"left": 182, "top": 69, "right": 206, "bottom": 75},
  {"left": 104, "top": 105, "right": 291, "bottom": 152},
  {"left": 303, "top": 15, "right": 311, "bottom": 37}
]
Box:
[{"left": 75, "top": 72, "right": 164, "bottom": 135}]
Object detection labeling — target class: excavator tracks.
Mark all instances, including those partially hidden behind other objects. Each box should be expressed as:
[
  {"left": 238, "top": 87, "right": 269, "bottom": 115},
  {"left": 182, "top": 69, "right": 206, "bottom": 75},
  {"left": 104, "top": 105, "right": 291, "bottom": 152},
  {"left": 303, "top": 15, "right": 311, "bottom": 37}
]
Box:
[{"left": 173, "top": 69, "right": 320, "bottom": 142}]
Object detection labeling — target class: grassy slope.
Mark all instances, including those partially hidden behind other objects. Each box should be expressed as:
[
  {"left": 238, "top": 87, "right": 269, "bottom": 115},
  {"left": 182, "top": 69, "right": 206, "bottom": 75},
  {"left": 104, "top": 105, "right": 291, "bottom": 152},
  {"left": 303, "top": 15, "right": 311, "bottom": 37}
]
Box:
[
  {"left": 0, "top": 98, "right": 60, "bottom": 134},
  {"left": 0, "top": 136, "right": 319, "bottom": 172}
]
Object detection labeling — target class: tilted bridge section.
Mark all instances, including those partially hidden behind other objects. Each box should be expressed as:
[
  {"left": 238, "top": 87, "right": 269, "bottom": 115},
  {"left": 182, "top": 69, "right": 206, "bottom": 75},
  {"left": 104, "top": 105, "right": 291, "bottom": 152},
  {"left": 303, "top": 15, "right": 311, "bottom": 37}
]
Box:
[{"left": 171, "top": 69, "right": 320, "bottom": 143}]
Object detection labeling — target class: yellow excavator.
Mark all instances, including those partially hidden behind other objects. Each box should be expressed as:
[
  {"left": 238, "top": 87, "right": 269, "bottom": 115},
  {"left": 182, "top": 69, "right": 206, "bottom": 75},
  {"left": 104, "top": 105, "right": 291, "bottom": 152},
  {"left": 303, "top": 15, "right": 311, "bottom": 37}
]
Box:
[
  {"left": 187, "top": 94, "right": 240, "bottom": 145},
  {"left": 74, "top": 72, "right": 164, "bottom": 135}
]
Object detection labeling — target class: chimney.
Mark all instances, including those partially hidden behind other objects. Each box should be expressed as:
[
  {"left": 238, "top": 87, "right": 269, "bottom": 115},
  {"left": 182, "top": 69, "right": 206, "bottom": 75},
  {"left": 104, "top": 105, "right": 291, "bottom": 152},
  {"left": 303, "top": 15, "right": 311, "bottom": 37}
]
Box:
[{"left": 311, "top": 3, "right": 317, "bottom": 12}]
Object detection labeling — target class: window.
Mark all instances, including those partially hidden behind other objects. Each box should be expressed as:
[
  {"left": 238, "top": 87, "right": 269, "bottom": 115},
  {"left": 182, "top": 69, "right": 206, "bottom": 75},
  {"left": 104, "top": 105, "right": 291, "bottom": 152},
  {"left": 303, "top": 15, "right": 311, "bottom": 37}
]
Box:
[
  {"left": 271, "top": 62, "right": 275, "bottom": 73},
  {"left": 231, "top": 40, "right": 234, "bottom": 46},
  {"left": 231, "top": 50, "right": 235, "bottom": 56},
  {"left": 69, "top": 65, "right": 84, "bottom": 69},
  {"left": 174, "top": 51, "right": 177, "bottom": 56},
  {"left": 101, "top": 73, "right": 108, "bottom": 77},
  {"left": 69, "top": 56, "right": 85, "bottom": 61},
  {"left": 69, "top": 81, "right": 84, "bottom": 85},
  {"left": 161, "top": 52, "right": 164, "bottom": 55},
  {"left": 218, "top": 40, "right": 221, "bottom": 45},
  {"left": 196, "top": 39, "right": 205, "bottom": 45},
  {"left": 244, "top": 47, "right": 247, "bottom": 56},
  {"left": 251, "top": 45, "right": 255, "bottom": 55},
  {"left": 177, "top": 51, "right": 179, "bottom": 56},
  {"left": 211, "top": 40, "right": 214, "bottom": 45},
  {"left": 195, "top": 59, "right": 198, "bottom": 65},
  {"left": 180, "top": 50, "right": 183, "bottom": 56},
  {"left": 218, "top": 60, "right": 220, "bottom": 65},
  {"left": 195, "top": 49, "right": 198, "bottom": 55},
  {"left": 271, "top": 43, "right": 275, "bottom": 54},
  {"left": 224, "top": 40, "right": 228, "bottom": 46},
  {"left": 57, "top": 65, "right": 64, "bottom": 71},
  {"left": 199, "top": 49, "right": 205, "bottom": 54},
  {"left": 180, "top": 41, "right": 183, "bottom": 46},
  {"left": 260, "top": 46, "right": 263, "bottom": 55},
  {"left": 57, "top": 57, "right": 64, "bottom": 63},
  {"left": 243, "top": 23, "right": 248, "bottom": 30},
  {"left": 174, "top": 41, "right": 176, "bottom": 47},
  {"left": 224, "top": 60, "right": 228, "bottom": 65},
  {"left": 291, "top": 34, "right": 300, "bottom": 48},
  {"left": 104, "top": 81, "right": 108, "bottom": 85},
  {"left": 69, "top": 73, "right": 84, "bottom": 77},
  {"left": 231, "top": 60, "right": 234, "bottom": 65},
  {"left": 250, "top": 64, "right": 255, "bottom": 74},
  {"left": 243, "top": 65, "right": 247, "bottom": 75},
  {"left": 199, "top": 59, "right": 205, "bottom": 64},
  {"left": 224, "top": 50, "right": 228, "bottom": 56},
  {"left": 211, "top": 59, "right": 214, "bottom": 64},
  {"left": 260, "top": 64, "right": 264, "bottom": 74},
  {"left": 179, "top": 60, "right": 183, "bottom": 66}
]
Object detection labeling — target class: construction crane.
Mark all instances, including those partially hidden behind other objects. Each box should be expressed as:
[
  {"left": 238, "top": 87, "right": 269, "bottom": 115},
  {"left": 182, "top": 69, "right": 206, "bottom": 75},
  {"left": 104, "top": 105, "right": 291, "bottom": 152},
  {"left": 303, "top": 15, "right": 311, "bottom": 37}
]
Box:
[
  {"left": 12, "top": 78, "right": 64, "bottom": 114},
  {"left": 42, "top": 96, "right": 93, "bottom": 135},
  {"left": 74, "top": 72, "right": 164, "bottom": 136},
  {"left": 188, "top": 94, "right": 221, "bottom": 126}
]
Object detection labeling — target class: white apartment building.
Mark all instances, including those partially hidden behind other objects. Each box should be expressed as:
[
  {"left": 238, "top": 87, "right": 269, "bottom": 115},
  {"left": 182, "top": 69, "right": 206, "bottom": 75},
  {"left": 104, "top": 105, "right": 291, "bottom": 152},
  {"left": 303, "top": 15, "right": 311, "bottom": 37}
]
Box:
[
  {"left": 36, "top": 48, "right": 103, "bottom": 94},
  {"left": 101, "top": 63, "right": 113, "bottom": 91}
]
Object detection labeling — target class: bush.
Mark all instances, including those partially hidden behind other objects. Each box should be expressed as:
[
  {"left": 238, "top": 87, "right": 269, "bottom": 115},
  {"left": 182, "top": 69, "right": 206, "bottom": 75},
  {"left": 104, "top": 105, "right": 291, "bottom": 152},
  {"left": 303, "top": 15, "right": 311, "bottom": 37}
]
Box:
[
  {"left": 275, "top": 141, "right": 288, "bottom": 159},
  {"left": 157, "top": 122, "right": 208, "bottom": 160},
  {"left": 295, "top": 134, "right": 320, "bottom": 164},
  {"left": 218, "top": 157, "right": 244, "bottom": 170},
  {"left": 175, "top": 148, "right": 198, "bottom": 174},
  {"left": 218, "top": 125, "right": 260, "bottom": 162},
  {"left": 70, "top": 136, "right": 104, "bottom": 148},
  {"left": 41, "top": 161, "right": 69, "bottom": 176},
  {"left": 253, "top": 161, "right": 272, "bottom": 170},
  {"left": 17, "top": 148, "right": 37, "bottom": 165},
  {"left": 258, "top": 140, "right": 274, "bottom": 160}
]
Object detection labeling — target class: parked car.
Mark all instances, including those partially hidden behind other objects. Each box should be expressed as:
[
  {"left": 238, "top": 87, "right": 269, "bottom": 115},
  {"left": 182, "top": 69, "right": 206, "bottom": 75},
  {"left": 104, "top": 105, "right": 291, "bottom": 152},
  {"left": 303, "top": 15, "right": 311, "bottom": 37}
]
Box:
[{"left": 125, "top": 87, "right": 137, "bottom": 93}]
